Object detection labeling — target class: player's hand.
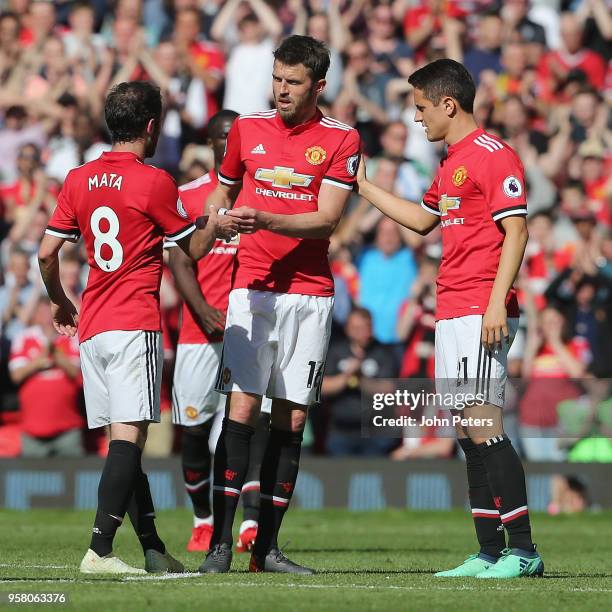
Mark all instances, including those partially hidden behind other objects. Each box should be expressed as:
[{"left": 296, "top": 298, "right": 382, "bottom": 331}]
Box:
[
  {"left": 356, "top": 155, "right": 367, "bottom": 189},
  {"left": 209, "top": 205, "right": 240, "bottom": 241},
  {"left": 227, "top": 207, "right": 261, "bottom": 233},
  {"left": 481, "top": 302, "right": 508, "bottom": 353},
  {"left": 51, "top": 299, "right": 79, "bottom": 337},
  {"left": 197, "top": 303, "right": 225, "bottom": 335}
]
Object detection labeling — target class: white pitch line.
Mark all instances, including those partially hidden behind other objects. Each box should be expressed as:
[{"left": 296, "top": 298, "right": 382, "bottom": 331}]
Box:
[
  {"left": 0, "top": 563, "right": 71, "bottom": 569},
  {"left": 120, "top": 578, "right": 612, "bottom": 593}
]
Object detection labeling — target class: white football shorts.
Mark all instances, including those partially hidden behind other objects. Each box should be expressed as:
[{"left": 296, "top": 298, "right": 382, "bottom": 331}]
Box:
[
  {"left": 435, "top": 314, "right": 519, "bottom": 409},
  {"left": 216, "top": 289, "right": 334, "bottom": 406},
  {"left": 172, "top": 341, "right": 271, "bottom": 426},
  {"left": 80, "top": 330, "right": 162, "bottom": 428}
]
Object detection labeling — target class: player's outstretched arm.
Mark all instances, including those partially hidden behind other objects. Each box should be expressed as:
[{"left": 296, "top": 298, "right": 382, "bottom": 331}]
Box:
[
  {"left": 229, "top": 182, "right": 351, "bottom": 239},
  {"left": 481, "top": 215, "right": 529, "bottom": 351},
  {"left": 356, "top": 157, "right": 439, "bottom": 235},
  {"left": 175, "top": 206, "right": 240, "bottom": 261},
  {"left": 206, "top": 182, "right": 242, "bottom": 214},
  {"left": 167, "top": 247, "right": 225, "bottom": 334},
  {"left": 38, "top": 234, "right": 79, "bottom": 337}
]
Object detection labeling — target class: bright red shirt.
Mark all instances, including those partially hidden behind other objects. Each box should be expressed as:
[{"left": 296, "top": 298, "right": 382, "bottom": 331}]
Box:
[
  {"left": 190, "top": 41, "right": 225, "bottom": 118},
  {"left": 537, "top": 50, "right": 606, "bottom": 102},
  {"left": 519, "top": 337, "right": 590, "bottom": 427},
  {"left": 9, "top": 327, "right": 83, "bottom": 438},
  {"left": 46, "top": 152, "right": 195, "bottom": 342},
  {"left": 170, "top": 171, "right": 237, "bottom": 344},
  {"left": 421, "top": 129, "right": 527, "bottom": 320},
  {"left": 219, "top": 109, "right": 361, "bottom": 296}
]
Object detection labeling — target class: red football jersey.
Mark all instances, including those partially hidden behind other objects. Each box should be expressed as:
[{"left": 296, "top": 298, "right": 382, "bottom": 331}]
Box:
[
  {"left": 420, "top": 129, "right": 527, "bottom": 320},
  {"left": 9, "top": 326, "right": 84, "bottom": 438},
  {"left": 46, "top": 152, "right": 195, "bottom": 342},
  {"left": 219, "top": 109, "right": 361, "bottom": 296},
  {"left": 169, "top": 171, "right": 237, "bottom": 344}
]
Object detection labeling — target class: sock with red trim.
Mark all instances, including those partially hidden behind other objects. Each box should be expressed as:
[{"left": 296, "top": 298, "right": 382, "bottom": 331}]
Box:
[
  {"left": 242, "top": 412, "right": 270, "bottom": 523},
  {"left": 181, "top": 422, "right": 213, "bottom": 519},
  {"left": 211, "top": 418, "right": 254, "bottom": 547},
  {"left": 253, "top": 428, "right": 303, "bottom": 558},
  {"left": 458, "top": 437, "right": 505, "bottom": 558},
  {"left": 477, "top": 434, "right": 534, "bottom": 551}
]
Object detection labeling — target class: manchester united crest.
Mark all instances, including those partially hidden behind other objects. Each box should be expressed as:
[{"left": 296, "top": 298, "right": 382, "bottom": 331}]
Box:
[
  {"left": 305, "top": 146, "right": 327, "bottom": 165},
  {"left": 185, "top": 406, "right": 198, "bottom": 420},
  {"left": 452, "top": 166, "right": 468, "bottom": 187}
]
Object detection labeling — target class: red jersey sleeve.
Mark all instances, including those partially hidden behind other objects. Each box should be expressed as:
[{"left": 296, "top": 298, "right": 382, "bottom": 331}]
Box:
[
  {"left": 474, "top": 149, "right": 528, "bottom": 222},
  {"left": 148, "top": 170, "right": 196, "bottom": 242},
  {"left": 420, "top": 174, "right": 441, "bottom": 216},
  {"left": 218, "top": 120, "right": 244, "bottom": 185},
  {"left": 46, "top": 173, "right": 81, "bottom": 242},
  {"left": 321, "top": 129, "right": 361, "bottom": 191},
  {"left": 8, "top": 330, "right": 31, "bottom": 370}
]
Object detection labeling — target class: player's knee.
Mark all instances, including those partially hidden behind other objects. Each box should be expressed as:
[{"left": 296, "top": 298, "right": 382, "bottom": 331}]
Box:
[
  {"left": 228, "top": 394, "right": 261, "bottom": 427},
  {"left": 270, "top": 400, "right": 307, "bottom": 432}
]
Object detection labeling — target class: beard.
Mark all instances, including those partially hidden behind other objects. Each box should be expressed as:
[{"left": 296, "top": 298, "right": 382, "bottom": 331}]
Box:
[{"left": 275, "top": 88, "right": 317, "bottom": 125}]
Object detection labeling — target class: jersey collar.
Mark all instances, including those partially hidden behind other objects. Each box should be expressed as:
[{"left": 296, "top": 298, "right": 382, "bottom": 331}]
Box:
[
  {"left": 447, "top": 128, "right": 483, "bottom": 155},
  {"left": 102, "top": 151, "right": 144, "bottom": 162},
  {"left": 274, "top": 108, "right": 323, "bottom": 134}
]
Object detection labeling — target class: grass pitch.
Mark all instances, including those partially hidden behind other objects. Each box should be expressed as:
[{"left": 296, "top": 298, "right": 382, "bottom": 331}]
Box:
[{"left": 0, "top": 509, "right": 610, "bottom": 611}]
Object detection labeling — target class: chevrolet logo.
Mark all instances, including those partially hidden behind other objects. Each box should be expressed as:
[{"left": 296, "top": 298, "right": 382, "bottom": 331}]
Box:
[
  {"left": 439, "top": 194, "right": 461, "bottom": 216},
  {"left": 255, "top": 166, "right": 314, "bottom": 189}
]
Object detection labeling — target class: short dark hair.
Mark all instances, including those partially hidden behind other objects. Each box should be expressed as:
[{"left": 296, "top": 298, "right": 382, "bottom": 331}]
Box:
[
  {"left": 273, "top": 35, "right": 330, "bottom": 82},
  {"left": 207, "top": 109, "right": 238, "bottom": 139},
  {"left": 104, "top": 81, "right": 162, "bottom": 143},
  {"left": 349, "top": 306, "right": 372, "bottom": 322},
  {"left": 408, "top": 59, "right": 476, "bottom": 113}
]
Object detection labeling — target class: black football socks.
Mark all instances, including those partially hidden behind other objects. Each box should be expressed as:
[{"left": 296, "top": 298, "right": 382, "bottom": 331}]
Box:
[
  {"left": 478, "top": 435, "right": 534, "bottom": 551},
  {"left": 458, "top": 437, "right": 506, "bottom": 559},
  {"left": 127, "top": 467, "right": 166, "bottom": 555},
  {"left": 253, "top": 428, "right": 303, "bottom": 558},
  {"left": 211, "top": 418, "right": 254, "bottom": 546},
  {"left": 90, "top": 440, "right": 141, "bottom": 557},
  {"left": 181, "top": 422, "right": 214, "bottom": 519},
  {"left": 242, "top": 413, "right": 271, "bottom": 523}
]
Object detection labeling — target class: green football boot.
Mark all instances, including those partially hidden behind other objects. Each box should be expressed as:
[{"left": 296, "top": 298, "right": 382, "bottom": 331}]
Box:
[
  {"left": 434, "top": 553, "right": 497, "bottom": 577},
  {"left": 476, "top": 548, "right": 544, "bottom": 579}
]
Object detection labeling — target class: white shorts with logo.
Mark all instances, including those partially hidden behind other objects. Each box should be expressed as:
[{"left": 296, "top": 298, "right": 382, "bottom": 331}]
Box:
[
  {"left": 80, "top": 330, "right": 162, "bottom": 429},
  {"left": 173, "top": 342, "right": 272, "bottom": 427},
  {"left": 216, "top": 288, "right": 334, "bottom": 406},
  {"left": 435, "top": 314, "right": 519, "bottom": 409}
]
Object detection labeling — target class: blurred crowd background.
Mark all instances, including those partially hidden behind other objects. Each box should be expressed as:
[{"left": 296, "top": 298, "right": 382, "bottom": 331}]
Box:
[{"left": 0, "top": 0, "right": 610, "bottom": 474}]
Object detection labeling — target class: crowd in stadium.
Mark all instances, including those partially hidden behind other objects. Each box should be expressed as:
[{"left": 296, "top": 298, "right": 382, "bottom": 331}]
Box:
[{"left": 0, "top": 0, "right": 610, "bottom": 462}]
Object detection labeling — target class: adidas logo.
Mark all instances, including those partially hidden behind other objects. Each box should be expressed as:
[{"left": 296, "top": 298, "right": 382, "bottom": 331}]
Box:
[{"left": 251, "top": 144, "right": 266, "bottom": 154}]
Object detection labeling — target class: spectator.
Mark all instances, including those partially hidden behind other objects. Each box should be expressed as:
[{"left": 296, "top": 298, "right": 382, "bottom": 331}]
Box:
[
  {"left": 213, "top": 0, "right": 282, "bottom": 115},
  {"left": 520, "top": 305, "right": 589, "bottom": 461},
  {"left": 358, "top": 217, "right": 417, "bottom": 347},
  {"left": 536, "top": 12, "right": 606, "bottom": 104},
  {"left": 337, "top": 38, "right": 389, "bottom": 154},
  {"left": 0, "top": 247, "right": 40, "bottom": 346},
  {"left": 8, "top": 296, "right": 84, "bottom": 457},
  {"left": 322, "top": 306, "right": 398, "bottom": 456},
  {"left": 378, "top": 121, "right": 431, "bottom": 201},
  {"left": 367, "top": 3, "right": 413, "bottom": 79},
  {"left": 462, "top": 12, "right": 503, "bottom": 85},
  {"left": 0, "top": 106, "right": 47, "bottom": 186},
  {"left": 291, "top": 1, "right": 350, "bottom": 101},
  {"left": 173, "top": 7, "right": 224, "bottom": 120}
]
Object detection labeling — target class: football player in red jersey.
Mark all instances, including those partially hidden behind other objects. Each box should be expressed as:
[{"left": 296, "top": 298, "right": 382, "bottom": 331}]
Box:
[
  {"left": 166, "top": 110, "right": 271, "bottom": 554},
  {"left": 37, "top": 81, "right": 239, "bottom": 575},
  {"left": 357, "top": 59, "right": 544, "bottom": 579},
  {"left": 199, "top": 35, "right": 361, "bottom": 575}
]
